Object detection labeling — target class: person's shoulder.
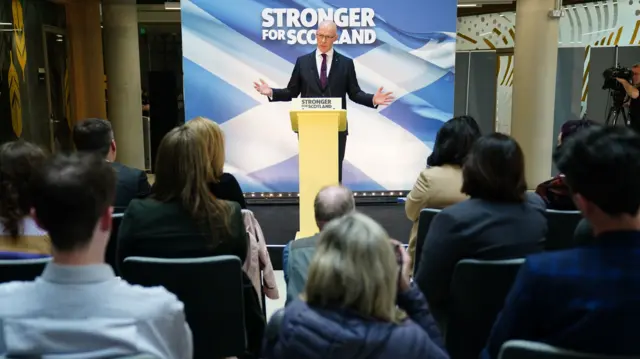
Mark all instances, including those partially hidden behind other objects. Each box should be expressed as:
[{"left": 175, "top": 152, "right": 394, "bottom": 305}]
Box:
[
  {"left": 112, "top": 161, "right": 145, "bottom": 178},
  {"left": 523, "top": 249, "right": 582, "bottom": 277},
  {"left": 290, "top": 234, "right": 320, "bottom": 249},
  {"left": 0, "top": 281, "right": 38, "bottom": 315},
  {"left": 524, "top": 191, "right": 547, "bottom": 211},
  {"left": 111, "top": 279, "right": 185, "bottom": 320},
  {"left": 384, "top": 319, "right": 444, "bottom": 358},
  {"left": 333, "top": 51, "right": 351, "bottom": 61}
]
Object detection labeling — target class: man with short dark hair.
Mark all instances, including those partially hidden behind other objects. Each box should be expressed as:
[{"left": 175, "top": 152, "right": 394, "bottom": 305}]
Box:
[
  {"left": 482, "top": 126, "right": 640, "bottom": 359},
  {"left": 0, "top": 154, "right": 192, "bottom": 358},
  {"left": 73, "top": 118, "right": 151, "bottom": 212},
  {"left": 283, "top": 185, "right": 355, "bottom": 304}
]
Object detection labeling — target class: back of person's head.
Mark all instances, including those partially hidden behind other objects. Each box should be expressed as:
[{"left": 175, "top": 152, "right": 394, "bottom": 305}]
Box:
[
  {"left": 30, "top": 153, "right": 116, "bottom": 251},
  {"left": 314, "top": 185, "right": 355, "bottom": 229},
  {"left": 185, "top": 117, "right": 225, "bottom": 181},
  {"left": 153, "top": 125, "right": 232, "bottom": 244},
  {"left": 0, "top": 141, "right": 47, "bottom": 239},
  {"left": 559, "top": 118, "right": 596, "bottom": 146},
  {"left": 462, "top": 133, "right": 527, "bottom": 202},
  {"left": 555, "top": 126, "right": 640, "bottom": 217},
  {"left": 427, "top": 115, "right": 481, "bottom": 167},
  {"left": 72, "top": 118, "right": 114, "bottom": 158},
  {"left": 304, "top": 212, "right": 399, "bottom": 322}
]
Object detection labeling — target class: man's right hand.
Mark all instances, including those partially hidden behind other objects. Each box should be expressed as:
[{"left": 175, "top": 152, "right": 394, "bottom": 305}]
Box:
[{"left": 253, "top": 79, "right": 273, "bottom": 97}]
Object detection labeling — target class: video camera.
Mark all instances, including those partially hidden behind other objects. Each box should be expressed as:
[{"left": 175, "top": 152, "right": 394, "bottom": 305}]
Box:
[{"left": 602, "top": 66, "right": 633, "bottom": 91}]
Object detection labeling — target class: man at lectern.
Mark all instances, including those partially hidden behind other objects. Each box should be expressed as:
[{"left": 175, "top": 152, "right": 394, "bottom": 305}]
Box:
[{"left": 253, "top": 20, "right": 394, "bottom": 182}]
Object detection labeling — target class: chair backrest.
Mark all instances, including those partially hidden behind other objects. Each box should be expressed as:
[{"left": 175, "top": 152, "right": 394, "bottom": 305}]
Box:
[
  {"left": 2, "top": 354, "right": 157, "bottom": 359},
  {"left": 106, "top": 213, "right": 124, "bottom": 274},
  {"left": 446, "top": 258, "right": 525, "bottom": 359},
  {"left": 121, "top": 255, "right": 246, "bottom": 359},
  {"left": 414, "top": 208, "right": 441, "bottom": 272},
  {"left": 0, "top": 257, "right": 51, "bottom": 284},
  {"left": 544, "top": 210, "right": 583, "bottom": 251},
  {"left": 499, "top": 340, "right": 640, "bottom": 359}
]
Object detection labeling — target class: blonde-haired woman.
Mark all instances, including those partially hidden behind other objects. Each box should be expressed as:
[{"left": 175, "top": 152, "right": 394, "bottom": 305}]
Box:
[
  {"left": 263, "top": 212, "right": 448, "bottom": 359},
  {"left": 185, "top": 117, "right": 246, "bottom": 208},
  {"left": 117, "top": 125, "right": 265, "bottom": 358}
]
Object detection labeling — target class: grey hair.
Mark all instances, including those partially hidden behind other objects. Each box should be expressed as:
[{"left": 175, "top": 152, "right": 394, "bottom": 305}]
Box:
[
  {"left": 318, "top": 20, "right": 337, "bottom": 34},
  {"left": 303, "top": 212, "right": 401, "bottom": 322},
  {"left": 314, "top": 185, "right": 355, "bottom": 224}
]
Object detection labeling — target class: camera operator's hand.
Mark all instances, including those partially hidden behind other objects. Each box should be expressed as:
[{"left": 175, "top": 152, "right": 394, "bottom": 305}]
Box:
[{"left": 616, "top": 78, "right": 631, "bottom": 85}]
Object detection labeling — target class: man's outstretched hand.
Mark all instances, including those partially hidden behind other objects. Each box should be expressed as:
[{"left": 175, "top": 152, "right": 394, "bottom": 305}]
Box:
[
  {"left": 373, "top": 86, "right": 395, "bottom": 106},
  {"left": 253, "top": 79, "right": 273, "bottom": 97}
]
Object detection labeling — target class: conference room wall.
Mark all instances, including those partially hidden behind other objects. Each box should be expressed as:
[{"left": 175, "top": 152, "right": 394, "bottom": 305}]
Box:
[
  {"left": 454, "top": 51, "right": 498, "bottom": 136},
  {"left": 552, "top": 47, "right": 584, "bottom": 175}
]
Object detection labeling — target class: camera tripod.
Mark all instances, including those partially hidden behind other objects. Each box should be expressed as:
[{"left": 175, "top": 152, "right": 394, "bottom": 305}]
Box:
[
  {"left": 605, "top": 105, "right": 630, "bottom": 127},
  {"left": 605, "top": 90, "right": 630, "bottom": 127}
]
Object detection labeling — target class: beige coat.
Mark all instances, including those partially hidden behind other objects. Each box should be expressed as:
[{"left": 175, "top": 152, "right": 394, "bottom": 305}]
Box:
[
  {"left": 241, "top": 209, "right": 279, "bottom": 308},
  {"left": 405, "top": 165, "right": 468, "bottom": 269}
]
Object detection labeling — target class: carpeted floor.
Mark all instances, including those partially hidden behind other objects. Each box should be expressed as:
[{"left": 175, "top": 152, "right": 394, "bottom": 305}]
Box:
[{"left": 250, "top": 201, "right": 411, "bottom": 270}]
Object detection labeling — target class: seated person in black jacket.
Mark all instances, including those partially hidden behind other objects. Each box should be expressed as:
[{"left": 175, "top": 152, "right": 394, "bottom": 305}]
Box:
[
  {"left": 73, "top": 118, "right": 151, "bottom": 212},
  {"left": 117, "top": 124, "right": 264, "bottom": 359},
  {"left": 185, "top": 117, "right": 247, "bottom": 208},
  {"left": 414, "top": 133, "right": 546, "bottom": 327}
]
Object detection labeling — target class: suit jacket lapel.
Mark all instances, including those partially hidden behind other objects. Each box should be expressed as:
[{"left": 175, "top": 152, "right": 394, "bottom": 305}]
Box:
[
  {"left": 309, "top": 51, "right": 323, "bottom": 90},
  {"left": 327, "top": 51, "right": 340, "bottom": 86}
]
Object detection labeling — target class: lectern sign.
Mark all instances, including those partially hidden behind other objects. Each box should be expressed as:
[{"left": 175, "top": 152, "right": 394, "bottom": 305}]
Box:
[{"left": 292, "top": 97, "right": 342, "bottom": 111}]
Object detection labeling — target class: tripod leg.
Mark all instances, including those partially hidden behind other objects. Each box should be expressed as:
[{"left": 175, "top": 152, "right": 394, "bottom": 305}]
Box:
[{"left": 605, "top": 106, "right": 615, "bottom": 126}]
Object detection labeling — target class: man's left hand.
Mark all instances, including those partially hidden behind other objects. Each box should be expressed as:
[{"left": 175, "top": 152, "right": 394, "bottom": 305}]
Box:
[
  {"left": 373, "top": 86, "right": 395, "bottom": 106},
  {"left": 616, "top": 78, "right": 630, "bottom": 85}
]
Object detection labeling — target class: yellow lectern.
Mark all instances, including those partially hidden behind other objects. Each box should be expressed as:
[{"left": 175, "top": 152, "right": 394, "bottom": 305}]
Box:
[{"left": 290, "top": 98, "right": 346, "bottom": 238}]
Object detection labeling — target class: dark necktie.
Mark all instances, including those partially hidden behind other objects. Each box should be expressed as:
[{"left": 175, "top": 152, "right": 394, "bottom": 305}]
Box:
[{"left": 320, "top": 53, "right": 328, "bottom": 88}]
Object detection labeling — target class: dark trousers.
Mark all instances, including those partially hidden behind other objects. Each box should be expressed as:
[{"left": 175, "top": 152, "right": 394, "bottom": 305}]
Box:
[{"left": 339, "top": 132, "right": 347, "bottom": 183}]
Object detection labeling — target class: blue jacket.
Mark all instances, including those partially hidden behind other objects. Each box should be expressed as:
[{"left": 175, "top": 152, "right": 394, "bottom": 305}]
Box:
[
  {"left": 263, "top": 285, "right": 449, "bottom": 359},
  {"left": 482, "top": 231, "right": 640, "bottom": 359}
]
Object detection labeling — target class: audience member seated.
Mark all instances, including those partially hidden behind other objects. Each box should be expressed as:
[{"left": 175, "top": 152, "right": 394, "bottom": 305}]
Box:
[
  {"left": 263, "top": 212, "right": 449, "bottom": 359},
  {"left": 283, "top": 185, "right": 355, "bottom": 304},
  {"left": 405, "top": 116, "right": 480, "bottom": 268},
  {"left": 482, "top": 126, "right": 640, "bottom": 358},
  {"left": 73, "top": 118, "right": 151, "bottom": 212},
  {"left": 535, "top": 119, "right": 596, "bottom": 210},
  {"left": 0, "top": 141, "right": 50, "bottom": 258},
  {"left": 0, "top": 153, "right": 192, "bottom": 358},
  {"left": 117, "top": 124, "right": 264, "bottom": 359},
  {"left": 185, "top": 117, "right": 247, "bottom": 208},
  {"left": 414, "top": 133, "right": 546, "bottom": 325}
]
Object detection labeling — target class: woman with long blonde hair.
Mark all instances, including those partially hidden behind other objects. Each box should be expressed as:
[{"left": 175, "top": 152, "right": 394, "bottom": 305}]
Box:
[
  {"left": 264, "top": 212, "right": 448, "bottom": 359},
  {"left": 185, "top": 117, "right": 247, "bottom": 208},
  {"left": 117, "top": 124, "right": 265, "bottom": 358}
]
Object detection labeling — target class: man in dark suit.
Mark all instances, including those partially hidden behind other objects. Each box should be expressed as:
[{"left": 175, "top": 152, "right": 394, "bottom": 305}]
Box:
[
  {"left": 254, "top": 20, "right": 394, "bottom": 182},
  {"left": 73, "top": 118, "right": 151, "bottom": 212},
  {"left": 482, "top": 126, "right": 640, "bottom": 359}
]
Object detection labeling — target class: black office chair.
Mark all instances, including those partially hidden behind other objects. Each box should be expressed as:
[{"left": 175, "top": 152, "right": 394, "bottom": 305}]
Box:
[
  {"left": 0, "top": 258, "right": 51, "bottom": 284},
  {"left": 499, "top": 340, "right": 640, "bottom": 359},
  {"left": 544, "top": 210, "right": 583, "bottom": 251},
  {"left": 446, "top": 258, "right": 525, "bottom": 359},
  {"left": 413, "top": 208, "right": 441, "bottom": 273},
  {"left": 106, "top": 213, "right": 124, "bottom": 274},
  {"left": 121, "top": 256, "right": 246, "bottom": 359}
]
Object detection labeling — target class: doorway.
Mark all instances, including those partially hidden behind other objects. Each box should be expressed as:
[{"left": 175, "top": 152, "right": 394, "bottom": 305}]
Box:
[{"left": 42, "top": 25, "right": 72, "bottom": 153}]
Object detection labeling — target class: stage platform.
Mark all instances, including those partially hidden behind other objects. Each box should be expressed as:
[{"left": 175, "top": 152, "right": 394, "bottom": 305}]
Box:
[{"left": 248, "top": 198, "right": 411, "bottom": 271}]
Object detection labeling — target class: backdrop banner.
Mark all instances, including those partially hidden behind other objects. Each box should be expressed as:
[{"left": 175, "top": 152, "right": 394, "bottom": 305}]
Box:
[{"left": 181, "top": 0, "right": 457, "bottom": 192}]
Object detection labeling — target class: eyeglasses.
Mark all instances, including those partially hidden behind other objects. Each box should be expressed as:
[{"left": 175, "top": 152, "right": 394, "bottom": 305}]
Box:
[{"left": 317, "top": 34, "right": 336, "bottom": 41}]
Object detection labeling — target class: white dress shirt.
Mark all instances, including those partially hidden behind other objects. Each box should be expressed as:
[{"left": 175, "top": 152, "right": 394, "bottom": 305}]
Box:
[
  {"left": 316, "top": 48, "right": 334, "bottom": 78},
  {"left": 0, "top": 263, "right": 193, "bottom": 359}
]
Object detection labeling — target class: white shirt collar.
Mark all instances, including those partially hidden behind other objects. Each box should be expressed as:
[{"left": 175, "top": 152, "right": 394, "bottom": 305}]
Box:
[{"left": 316, "top": 48, "right": 334, "bottom": 58}]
